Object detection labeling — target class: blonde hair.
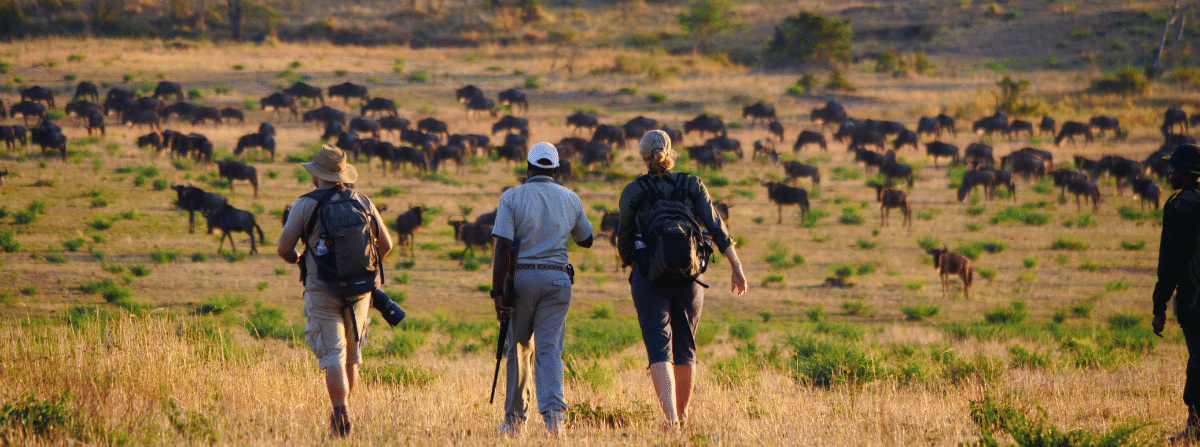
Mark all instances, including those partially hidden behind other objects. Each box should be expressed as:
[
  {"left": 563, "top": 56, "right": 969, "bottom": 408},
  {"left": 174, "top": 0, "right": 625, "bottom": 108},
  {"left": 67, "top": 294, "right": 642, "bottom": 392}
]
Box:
[{"left": 645, "top": 148, "right": 676, "bottom": 171}]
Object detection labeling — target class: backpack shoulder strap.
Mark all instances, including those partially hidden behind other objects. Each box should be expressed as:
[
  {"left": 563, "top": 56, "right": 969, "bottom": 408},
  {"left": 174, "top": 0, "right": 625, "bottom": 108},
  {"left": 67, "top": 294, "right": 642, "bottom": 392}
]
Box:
[
  {"left": 301, "top": 187, "right": 342, "bottom": 241},
  {"left": 669, "top": 173, "right": 693, "bottom": 202}
]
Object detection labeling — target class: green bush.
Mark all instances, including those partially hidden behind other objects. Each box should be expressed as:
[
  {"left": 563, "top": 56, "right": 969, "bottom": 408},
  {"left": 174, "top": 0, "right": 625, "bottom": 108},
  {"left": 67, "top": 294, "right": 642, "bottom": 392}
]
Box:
[
  {"left": 406, "top": 71, "right": 430, "bottom": 83},
  {"left": 989, "top": 206, "right": 1049, "bottom": 226},
  {"left": 1120, "top": 240, "right": 1145, "bottom": 250},
  {"left": 195, "top": 293, "right": 246, "bottom": 315},
  {"left": 565, "top": 319, "right": 642, "bottom": 358},
  {"left": 645, "top": 92, "right": 667, "bottom": 103},
  {"left": 786, "top": 334, "right": 880, "bottom": 387},
  {"left": 0, "top": 391, "right": 87, "bottom": 439},
  {"left": 244, "top": 304, "right": 302, "bottom": 340},
  {"left": 362, "top": 363, "right": 440, "bottom": 387},
  {"left": 901, "top": 302, "right": 939, "bottom": 320},
  {"left": 1089, "top": 66, "right": 1150, "bottom": 95},
  {"left": 916, "top": 235, "right": 940, "bottom": 250},
  {"left": 763, "top": 241, "right": 803, "bottom": 268},
  {"left": 824, "top": 69, "right": 856, "bottom": 91},
  {"left": 380, "top": 331, "right": 427, "bottom": 358},
  {"left": 729, "top": 320, "right": 759, "bottom": 340},
  {"left": 1022, "top": 257, "right": 1039, "bottom": 268},
  {"left": 762, "top": 12, "right": 852, "bottom": 67},
  {"left": 968, "top": 394, "right": 1153, "bottom": 446},
  {"left": 150, "top": 247, "right": 180, "bottom": 264},
  {"left": 1048, "top": 235, "right": 1089, "bottom": 251},
  {"left": 984, "top": 301, "right": 1028, "bottom": 325},
  {"left": 1009, "top": 345, "right": 1052, "bottom": 369}
]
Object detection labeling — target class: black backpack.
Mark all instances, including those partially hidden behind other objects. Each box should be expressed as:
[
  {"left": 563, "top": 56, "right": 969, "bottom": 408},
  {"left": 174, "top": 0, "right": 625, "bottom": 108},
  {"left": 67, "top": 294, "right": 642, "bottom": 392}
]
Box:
[
  {"left": 302, "top": 186, "right": 383, "bottom": 300},
  {"left": 635, "top": 174, "right": 712, "bottom": 288}
]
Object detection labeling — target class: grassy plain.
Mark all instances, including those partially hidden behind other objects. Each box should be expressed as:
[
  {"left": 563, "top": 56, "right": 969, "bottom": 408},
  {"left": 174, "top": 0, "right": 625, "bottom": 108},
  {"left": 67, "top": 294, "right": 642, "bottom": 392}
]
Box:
[{"left": 0, "top": 37, "right": 1195, "bottom": 445}]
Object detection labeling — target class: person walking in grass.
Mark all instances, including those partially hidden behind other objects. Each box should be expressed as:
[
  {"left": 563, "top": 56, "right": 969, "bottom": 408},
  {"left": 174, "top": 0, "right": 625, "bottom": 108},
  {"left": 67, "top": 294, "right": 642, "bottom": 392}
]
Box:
[
  {"left": 1152, "top": 143, "right": 1200, "bottom": 442},
  {"left": 617, "top": 130, "right": 747, "bottom": 430},
  {"left": 276, "top": 145, "right": 392, "bottom": 438},
  {"left": 491, "top": 142, "right": 594, "bottom": 436}
]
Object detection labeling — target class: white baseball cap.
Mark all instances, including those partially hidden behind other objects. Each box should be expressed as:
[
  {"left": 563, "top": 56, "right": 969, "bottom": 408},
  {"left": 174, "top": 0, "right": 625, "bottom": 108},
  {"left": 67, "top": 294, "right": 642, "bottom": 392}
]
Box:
[{"left": 527, "top": 142, "right": 559, "bottom": 168}]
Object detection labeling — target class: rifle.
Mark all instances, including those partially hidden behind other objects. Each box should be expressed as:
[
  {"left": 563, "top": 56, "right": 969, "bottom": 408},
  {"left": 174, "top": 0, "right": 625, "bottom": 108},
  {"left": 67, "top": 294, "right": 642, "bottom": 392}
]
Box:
[{"left": 489, "top": 241, "right": 519, "bottom": 405}]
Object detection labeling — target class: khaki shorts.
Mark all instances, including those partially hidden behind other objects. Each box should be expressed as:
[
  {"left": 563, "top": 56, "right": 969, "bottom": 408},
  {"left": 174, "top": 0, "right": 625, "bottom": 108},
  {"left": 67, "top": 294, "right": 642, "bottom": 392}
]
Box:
[{"left": 303, "top": 279, "right": 371, "bottom": 369}]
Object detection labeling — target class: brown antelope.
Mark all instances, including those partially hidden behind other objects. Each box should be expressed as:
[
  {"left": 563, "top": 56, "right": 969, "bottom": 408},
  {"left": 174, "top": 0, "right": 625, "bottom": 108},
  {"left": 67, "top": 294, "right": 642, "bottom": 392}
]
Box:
[
  {"left": 873, "top": 183, "right": 911, "bottom": 227},
  {"left": 926, "top": 246, "right": 973, "bottom": 299}
]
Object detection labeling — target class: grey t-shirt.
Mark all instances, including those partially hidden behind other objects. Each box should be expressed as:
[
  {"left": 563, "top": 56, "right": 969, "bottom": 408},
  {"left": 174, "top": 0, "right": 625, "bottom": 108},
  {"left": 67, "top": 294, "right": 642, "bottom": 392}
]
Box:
[{"left": 492, "top": 176, "right": 592, "bottom": 265}]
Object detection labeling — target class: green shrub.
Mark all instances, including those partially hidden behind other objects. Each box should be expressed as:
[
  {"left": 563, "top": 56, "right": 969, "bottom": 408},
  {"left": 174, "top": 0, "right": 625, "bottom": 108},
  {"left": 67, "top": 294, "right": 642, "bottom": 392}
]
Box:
[
  {"left": 901, "top": 302, "right": 939, "bottom": 320},
  {"left": 565, "top": 319, "right": 642, "bottom": 358},
  {"left": 128, "top": 265, "right": 151, "bottom": 277},
  {"left": 1120, "top": 239, "right": 1146, "bottom": 250},
  {"left": 729, "top": 320, "right": 759, "bottom": 340},
  {"left": 1105, "top": 279, "right": 1129, "bottom": 291},
  {"left": 195, "top": 293, "right": 246, "bottom": 315},
  {"left": 989, "top": 206, "right": 1049, "bottom": 225},
  {"left": 1022, "top": 257, "right": 1039, "bottom": 268},
  {"left": 842, "top": 300, "right": 873, "bottom": 316},
  {"left": 916, "top": 235, "right": 940, "bottom": 250},
  {"left": 1089, "top": 66, "right": 1150, "bottom": 95},
  {"left": 839, "top": 207, "right": 863, "bottom": 225},
  {"left": 62, "top": 238, "right": 85, "bottom": 252},
  {"left": 244, "top": 304, "right": 302, "bottom": 340},
  {"left": 645, "top": 92, "right": 667, "bottom": 103},
  {"left": 590, "top": 303, "right": 614, "bottom": 319},
  {"left": 763, "top": 241, "right": 803, "bottom": 268},
  {"left": 44, "top": 253, "right": 68, "bottom": 264},
  {"left": 569, "top": 360, "right": 615, "bottom": 391},
  {"left": 968, "top": 394, "right": 1153, "bottom": 446},
  {"left": 1048, "top": 235, "right": 1089, "bottom": 251},
  {"left": 1008, "top": 345, "right": 1052, "bottom": 369},
  {"left": 362, "top": 363, "right": 440, "bottom": 387},
  {"left": 976, "top": 266, "right": 997, "bottom": 280},
  {"left": 825, "top": 69, "right": 856, "bottom": 91},
  {"left": 1070, "top": 298, "right": 1096, "bottom": 318},
  {"left": 815, "top": 321, "right": 864, "bottom": 340},
  {"left": 1109, "top": 313, "right": 1142, "bottom": 330},
  {"left": 984, "top": 301, "right": 1028, "bottom": 325},
  {"left": 806, "top": 304, "right": 827, "bottom": 322},
  {"left": 761, "top": 274, "right": 785, "bottom": 287},
  {"left": 406, "top": 71, "right": 430, "bottom": 83},
  {"left": 380, "top": 331, "right": 427, "bottom": 358},
  {"left": 786, "top": 334, "right": 879, "bottom": 387},
  {"left": 13, "top": 210, "right": 37, "bottom": 224},
  {"left": 903, "top": 279, "right": 927, "bottom": 291},
  {"left": 0, "top": 391, "right": 87, "bottom": 439},
  {"left": 1079, "top": 260, "right": 1100, "bottom": 272}
]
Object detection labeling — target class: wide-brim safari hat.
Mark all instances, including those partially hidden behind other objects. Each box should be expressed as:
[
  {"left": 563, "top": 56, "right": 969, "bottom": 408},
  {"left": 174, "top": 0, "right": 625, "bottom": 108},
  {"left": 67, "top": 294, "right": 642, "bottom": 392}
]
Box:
[
  {"left": 303, "top": 145, "right": 358, "bottom": 183},
  {"left": 1165, "top": 143, "right": 1200, "bottom": 175}
]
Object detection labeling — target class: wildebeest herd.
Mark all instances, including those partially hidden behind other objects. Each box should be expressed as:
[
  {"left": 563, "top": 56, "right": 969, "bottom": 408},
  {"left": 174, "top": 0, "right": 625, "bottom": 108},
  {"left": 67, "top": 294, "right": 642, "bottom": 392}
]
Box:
[{"left": 0, "top": 77, "right": 1191, "bottom": 298}]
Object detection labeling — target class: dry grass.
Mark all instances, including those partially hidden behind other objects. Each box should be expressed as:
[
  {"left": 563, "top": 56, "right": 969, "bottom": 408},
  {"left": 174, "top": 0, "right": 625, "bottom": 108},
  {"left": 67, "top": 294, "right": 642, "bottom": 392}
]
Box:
[{"left": 0, "top": 38, "right": 1193, "bottom": 444}]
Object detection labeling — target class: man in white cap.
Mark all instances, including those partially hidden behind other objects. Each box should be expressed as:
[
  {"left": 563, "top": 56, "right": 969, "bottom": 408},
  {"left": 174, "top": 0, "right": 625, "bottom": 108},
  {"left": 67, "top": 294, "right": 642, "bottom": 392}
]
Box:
[
  {"left": 276, "top": 145, "right": 392, "bottom": 438},
  {"left": 491, "top": 142, "right": 594, "bottom": 435}
]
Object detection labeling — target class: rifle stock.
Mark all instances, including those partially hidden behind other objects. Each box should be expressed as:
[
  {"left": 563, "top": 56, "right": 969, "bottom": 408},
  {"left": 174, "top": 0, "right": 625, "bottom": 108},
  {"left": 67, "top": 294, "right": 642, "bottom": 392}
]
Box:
[{"left": 489, "top": 243, "right": 519, "bottom": 404}]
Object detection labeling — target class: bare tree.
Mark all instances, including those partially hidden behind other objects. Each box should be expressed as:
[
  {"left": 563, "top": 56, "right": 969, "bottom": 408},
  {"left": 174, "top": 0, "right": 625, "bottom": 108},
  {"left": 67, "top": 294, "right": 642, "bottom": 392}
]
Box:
[
  {"left": 1151, "top": 0, "right": 1191, "bottom": 79},
  {"left": 227, "top": 0, "right": 241, "bottom": 41}
]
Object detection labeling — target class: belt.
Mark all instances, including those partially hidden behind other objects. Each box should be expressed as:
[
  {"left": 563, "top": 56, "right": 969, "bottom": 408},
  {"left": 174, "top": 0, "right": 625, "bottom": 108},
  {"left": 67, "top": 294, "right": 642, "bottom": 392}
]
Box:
[{"left": 515, "top": 263, "right": 567, "bottom": 272}]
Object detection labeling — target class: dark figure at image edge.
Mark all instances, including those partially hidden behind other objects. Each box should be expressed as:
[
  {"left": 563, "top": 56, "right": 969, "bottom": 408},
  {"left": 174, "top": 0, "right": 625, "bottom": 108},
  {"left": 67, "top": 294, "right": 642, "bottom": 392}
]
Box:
[{"left": 1151, "top": 143, "right": 1200, "bottom": 443}]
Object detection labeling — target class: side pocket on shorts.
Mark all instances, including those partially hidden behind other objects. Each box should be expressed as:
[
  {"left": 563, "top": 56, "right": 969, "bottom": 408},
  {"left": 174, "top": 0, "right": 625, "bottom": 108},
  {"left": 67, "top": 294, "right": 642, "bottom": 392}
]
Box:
[
  {"left": 552, "top": 279, "right": 571, "bottom": 288},
  {"left": 304, "top": 320, "right": 325, "bottom": 360}
]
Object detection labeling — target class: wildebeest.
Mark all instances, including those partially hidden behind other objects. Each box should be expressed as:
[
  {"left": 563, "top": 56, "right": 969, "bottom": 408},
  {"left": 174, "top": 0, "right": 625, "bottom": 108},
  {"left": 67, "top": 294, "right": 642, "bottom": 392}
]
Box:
[
  {"left": 686, "top": 145, "right": 722, "bottom": 170},
  {"left": 206, "top": 204, "right": 265, "bottom": 254},
  {"left": 753, "top": 140, "right": 776, "bottom": 161},
  {"left": 1039, "top": 116, "right": 1057, "bottom": 136},
  {"left": 879, "top": 151, "right": 914, "bottom": 188},
  {"left": 260, "top": 92, "right": 298, "bottom": 118},
  {"left": 392, "top": 205, "right": 427, "bottom": 256},
  {"left": 430, "top": 145, "right": 465, "bottom": 173},
  {"left": 160, "top": 101, "right": 194, "bottom": 120},
  {"left": 1007, "top": 119, "right": 1033, "bottom": 139},
  {"left": 184, "top": 133, "right": 213, "bottom": 163},
  {"left": 1055, "top": 121, "right": 1092, "bottom": 146},
  {"left": 916, "top": 116, "right": 940, "bottom": 139},
  {"left": 596, "top": 210, "right": 622, "bottom": 271},
  {"left": 360, "top": 97, "right": 397, "bottom": 117},
  {"left": 742, "top": 102, "right": 776, "bottom": 127},
  {"left": 136, "top": 132, "right": 163, "bottom": 152},
  {"left": 793, "top": 130, "right": 827, "bottom": 152},
  {"left": 781, "top": 160, "right": 819, "bottom": 190},
  {"left": 378, "top": 115, "right": 410, "bottom": 139},
  {"left": 839, "top": 126, "right": 886, "bottom": 151},
  {"left": 234, "top": 133, "right": 276, "bottom": 160},
  {"left": 767, "top": 121, "right": 785, "bottom": 142},
  {"left": 172, "top": 184, "right": 228, "bottom": 233},
  {"left": 0, "top": 125, "right": 25, "bottom": 149},
  {"left": 810, "top": 101, "right": 848, "bottom": 130},
  {"left": 958, "top": 170, "right": 996, "bottom": 202},
  {"left": 980, "top": 166, "right": 1016, "bottom": 200},
  {"left": 705, "top": 135, "right": 743, "bottom": 160},
  {"left": 83, "top": 111, "right": 105, "bottom": 136},
  {"left": 626, "top": 116, "right": 659, "bottom": 132},
  {"left": 893, "top": 129, "right": 918, "bottom": 152},
  {"left": 1089, "top": 116, "right": 1121, "bottom": 137},
  {"left": 1163, "top": 108, "right": 1189, "bottom": 135},
  {"left": 466, "top": 95, "right": 498, "bottom": 120},
  {"left": 302, "top": 106, "right": 347, "bottom": 127},
  {"left": 1066, "top": 178, "right": 1101, "bottom": 212},
  {"left": 417, "top": 117, "right": 449, "bottom": 141},
  {"left": 220, "top": 107, "right": 245, "bottom": 123},
  {"left": 926, "top": 247, "right": 972, "bottom": 299},
  {"left": 215, "top": 159, "right": 259, "bottom": 198},
  {"left": 566, "top": 111, "right": 598, "bottom": 134},
  {"left": 20, "top": 86, "right": 56, "bottom": 109},
  {"left": 455, "top": 85, "right": 484, "bottom": 103},
  {"left": 321, "top": 121, "right": 346, "bottom": 142},
  {"left": 153, "top": 81, "right": 184, "bottom": 101},
  {"left": 73, "top": 81, "right": 99, "bottom": 102},
  {"left": 349, "top": 117, "right": 381, "bottom": 139},
  {"left": 191, "top": 106, "right": 222, "bottom": 126},
  {"left": 448, "top": 218, "right": 493, "bottom": 261},
  {"left": 873, "top": 183, "right": 911, "bottom": 227},
  {"left": 762, "top": 181, "right": 810, "bottom": 223},
  {"left": 1092, "top": 155, "right": 1141, "bottom": 195},
  {"left": 972, "top": 113, "right": 1008, "bottom": 136},
  {"left": 683, "top": 114, "right": 726, "bottom": 139},
  {"left": 492, "top": 115, "right": 529, "bottom": 136},
  {"left": 579, "top": 141, "right": 613, "bottom": 167},
  {"left": 30, "top": 120, "right": 67, "bottom": 159},
  {"left": 498, "top": 89, "right": 528, "bottom": 113},
  {"left": 854, "top": 146, "right": 886, "bottom": 173},
  {"left": 964, "top": 143, "right": 994, "bottom": 168},
  {"left": 1131, "top": 178, "right": 1162, "bottom": 211},
  {"left": 328, "top": 82, "right": 370, "bottom": 104},
  {"left": 555, "top": 136, "right": 587, "bottom": 160},
  {"left": 924, "top": 141, "right": 959, "bottom": 168},
  {"left": 0, "top": 169, "right": 7, "bottom": 190},
  {"left": 10, "top": 101, "right": 47, "bottom": 125},
  {"left": 591, "top": 124, "right": 624, "bottom": 147},
  {"left": 282, "top": 81, "right": 324, "bottom": 105},
  {"left": 936, "top": 114, "right": 957, "bottom": 137},
  {"left": 65, "top": 100, "right": 101, "bottom": 123}
]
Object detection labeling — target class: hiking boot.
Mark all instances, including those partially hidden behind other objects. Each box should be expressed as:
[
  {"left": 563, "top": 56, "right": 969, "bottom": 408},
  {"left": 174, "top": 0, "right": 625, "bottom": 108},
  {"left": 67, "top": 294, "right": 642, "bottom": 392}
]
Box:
[
  {"left": 498, "top": 420, "right": 522, "bottom": 436},
  {"left": 330, "top": 406, "right": 351, "bottom": 438}
]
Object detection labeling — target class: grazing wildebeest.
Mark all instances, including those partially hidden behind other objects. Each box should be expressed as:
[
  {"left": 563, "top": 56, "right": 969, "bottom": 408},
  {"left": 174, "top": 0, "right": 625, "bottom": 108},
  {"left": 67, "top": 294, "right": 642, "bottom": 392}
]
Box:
[
  {"left": 1144, "top": 145, "right": 1175, "bottom": 181},
  {"left": 392, "top": 206, "right": 427, "bottom": 256},
  {"left": 1164, "top": 108, "right": 1189, "bottom": 135},
  {"left": 349, "top": 117, "right": 381, "bottom": 139},
  {"left": 873, "top": 183, "right": 911, "bottom": 227},
  {"left": 753, "top": 140, "right": 776, "bottom": 161},
  {"left": 136, "top": 132, "right": 163, "bottom": 152},
  {"left": 1055, "top": 121, "right": 1093, "bottom": 146},
  {"left": 234, "top": 133, "right": 276, "bottom": 160},
  {"left": 220, "top": 107, "right": 245, "bottom": 123},
  {"left": 389, "top": 145, "right": 428, "bottom": 173},
  {"left": 216, "top": 159, "right": 259, "bottom": 198},
  {"left": 448, "top": 218, "right": 493, "bottom": 262},
  {"left": 555, "top": 137, "right": 587, "bottom": 160},
  {"left": 1093, "top": 155, "right": 1141, "bottom": 195},
  {"left": 152, "top": 81, "right": 184, "bottom": 101},
  {"left": 302, "top": 106, "right": 346, "bottom": 127},
  {"left": 972, "top": 113, "right": 1008, "bottom": 136},
  {"left": 781, "top": 160, "right": 819, "bottom": 190},
  {"left": 322, "top": 121, "right": 345, "bottom": 142},
  {"left": 191, "top": 106, "right": 222, "bottom": 126},
  {"left": 336, "top": 131, "right": 363, "bottom": 161},
  {"left": 377, "top": 115, "right": 410, "bottom": 138},
  {"left": 1089, "top": 116, "right": 1121, "bottom": 137},
  {"left": 159, "top": 101, "right": 194, "bottom": 120},
  {"left": 1131, "top": 178, "right": 1162, "bottom": 211},
  {"left": 282, "top": 81, "right": 324, "bottom": 106},
  {"left": 926, "top": 247, "right": 973, "bottom": 299},
  {"left": 0, "top": 126, "right": 24, "bottom": 149},
  {"left": 1039, "top": 116, "right": 1057, "bottom": 136},
  {"left": 762, "top": 181, "right": 809, "bottom": 223},
  {"left": 73, "top": 81, "right": 99, "bottom": 102},
  {"left": 626, "top": 116, "right": 659, "bottom": 132},
  {"left": 591, "top": 124, "right": 624, "bottom": 147},
  {"left": 492, "top": 115, "right": 529, "bottom": 136},
  {"left": 328, "top": 82, "right": 370, "bottom": 104},
  {"left": 980, "top": 167, "right": 1016, "bottom": 200},
  {"left": 455, "top": 85, "right": 484, "bottom": 103},
  {"left": 793, "top": 130, "right": 827, "bottom": 153},
  {"left": 466, "top": 95, "right": 498, "bottom": 120},
  {"left": 10, "top": 101, "right": 46, "bottom": 125},
  {"left": 958, "top": 170, "right": 996, "bottom": 202},
  {"left": 30, "top": 120, "right": 67, "bottom": 159},
  {"left": 171, "top": 184, "right": 228, "bottom": 233},
  {"left": 1007, "top": 119, "right": 1033, "bottom": 139},
  {"left": 260, "top": 92, "right": 298, "bottom": 118},
  {"left": 893, "top": 129, "right": 919, "bottom": 152},
  {"left": 579, "top": 141, "right": 613, "bottom": 167},
  {"left": 810, "top": 101, "right": 849, "bottom": 130},
  {"left": 1066, "top": 178, "right": 1101, "bottom": 212},
  {"left": 0, "top": 99, "right": 5, "bottom": 119},
  {"left": 879, "top": 151, "right": 914, "bottom": 187},
  {"left": 742, "top": 102, "right": 776, "bottom": 127},
  {"left": 1073, "top": 155, "right": 1099, "bottom": 175},
  {"left": 924, "top": 141, "right": 959, "bottom": 168},
  {"left": 855, "top": 146, "right": 886, "bottom": 173},
  {"left": 841, "top": 127, "right": 886, "bottom": 151},
  {"left": 20, "top": 86, "right": 55, "bottom": 109},
  {"left": 498, "top": 89, "right": 528, "bottom": 113},
  {"left": 185, "top": 133, "right": 213, "bottom": 163},
  {"left": 84, "top": 111, "right": 105, "bottom": 136},
  {"left": 687, "top": 145, "right": 723, "bottom": 170},
  {"left": 65, "top": 101, "right": 101, "bottom": 124},
  {"left": 566, "top": 111, "right": 598, "bottom": 134},
  {"left": 683, "top": 114, "right": 726, "bottom": 139},
  {"left": 596, "top": 210, "right": 623, "bottom": 271},
  {"left": 767, "top": 121, "right": 785, "bottom": 142},
  {"left": 917, "top": 117, "right": 940, "bottom": 139},
  {"left": 360, "top": 97, "right": 397, "bottom": 117},
  {"left": 417, "top": 117, "right": 449, "bottom": 141},
  {"left": 936, "top": 114, "right": 957, "bottom": 137},
  {"left": 964, "top": 143, "right": 994, "bottom": 168},
  {"left": 705, "top": 135, "right": 743, "bottom": 160},
  {"left": 620, "top": 122, "right": 647, "bottom": 148},
  {"left": 206, "top": 204, "right": 265, "bottom": 254},
  {"left": 430, "top": 145, "right": 465, "bottom": 173}
]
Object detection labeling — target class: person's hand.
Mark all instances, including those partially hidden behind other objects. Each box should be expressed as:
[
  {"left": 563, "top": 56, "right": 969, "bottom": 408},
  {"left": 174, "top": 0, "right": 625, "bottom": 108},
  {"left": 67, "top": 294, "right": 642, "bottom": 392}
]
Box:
[
  {"left": 494, "top": 290, "right": 514, "bottom": 322},
  {"left": 1154, "top": 314, "right": 1167, "bottom": 338},
  {"left": 730, "top": 266, "right": 747, "bottom": 296}
]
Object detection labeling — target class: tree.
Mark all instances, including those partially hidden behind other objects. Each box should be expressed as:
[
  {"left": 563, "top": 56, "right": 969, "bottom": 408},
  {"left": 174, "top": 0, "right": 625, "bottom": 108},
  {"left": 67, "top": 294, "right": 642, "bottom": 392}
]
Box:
[
  {"left": 762, "top": 11, "right": 851, "bottom": 68},
  {"left": 1150, "top": 0, "right": 1192, "bottom": 79},
  {"left": 227, "top": 0, "right": 242, "bottom": 41},
  {"left": 677, "top": 0, "right": 740, "bottom": 54}
]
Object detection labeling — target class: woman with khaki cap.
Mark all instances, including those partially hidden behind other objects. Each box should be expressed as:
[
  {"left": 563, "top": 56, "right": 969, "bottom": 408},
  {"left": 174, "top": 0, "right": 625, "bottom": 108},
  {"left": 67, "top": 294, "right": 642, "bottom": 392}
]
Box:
[{"left": 616, "top": 130, "right": 747, "bottom": 429}]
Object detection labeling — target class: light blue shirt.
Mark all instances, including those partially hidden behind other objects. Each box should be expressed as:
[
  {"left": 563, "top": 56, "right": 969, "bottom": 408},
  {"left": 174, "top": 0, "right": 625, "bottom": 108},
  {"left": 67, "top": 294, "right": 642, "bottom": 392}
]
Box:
[{"left": 492, "top": 176, "right": 592, "bottom": 265}]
